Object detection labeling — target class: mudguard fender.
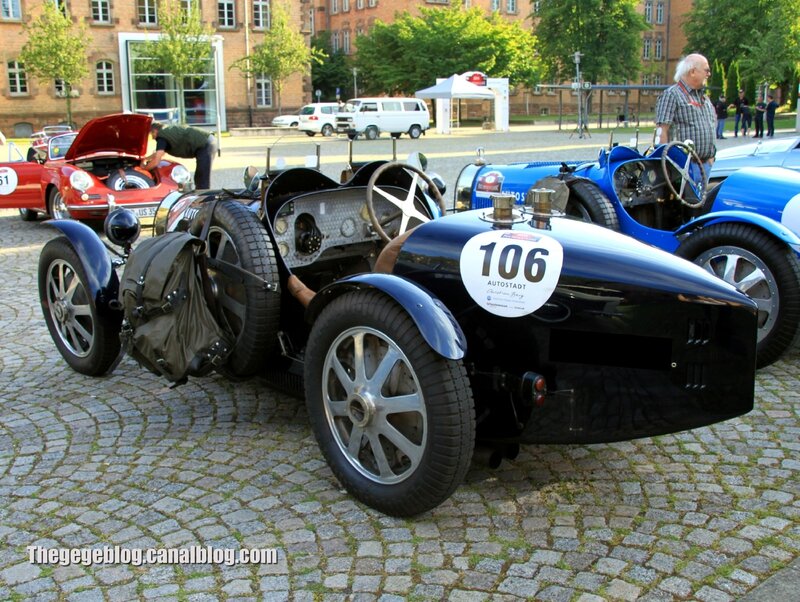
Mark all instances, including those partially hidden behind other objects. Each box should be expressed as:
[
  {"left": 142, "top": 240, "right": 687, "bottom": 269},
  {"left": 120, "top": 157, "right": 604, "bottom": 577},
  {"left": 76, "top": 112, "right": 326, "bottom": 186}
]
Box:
[
  {"left": 44, "top": 219, "right": 121, "bottom": 316},
  {"left": 676, "top": 210, "right": 800, "bottom": 254},
  {"left": 306, "top": 272, "right": 467, "bottom": 360}
]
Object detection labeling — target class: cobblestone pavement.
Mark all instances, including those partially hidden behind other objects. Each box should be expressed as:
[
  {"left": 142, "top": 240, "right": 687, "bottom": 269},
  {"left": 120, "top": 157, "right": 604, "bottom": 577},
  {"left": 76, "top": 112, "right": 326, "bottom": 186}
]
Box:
[{"left": 1, "top": 131, "right": 799, "bottom": 601}]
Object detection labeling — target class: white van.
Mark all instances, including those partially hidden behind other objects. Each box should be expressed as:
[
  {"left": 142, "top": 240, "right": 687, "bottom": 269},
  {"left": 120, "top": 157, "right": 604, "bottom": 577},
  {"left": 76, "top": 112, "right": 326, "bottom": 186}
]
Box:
[{"left": 335, "top": 97, "right": 430, "bottom": 140}]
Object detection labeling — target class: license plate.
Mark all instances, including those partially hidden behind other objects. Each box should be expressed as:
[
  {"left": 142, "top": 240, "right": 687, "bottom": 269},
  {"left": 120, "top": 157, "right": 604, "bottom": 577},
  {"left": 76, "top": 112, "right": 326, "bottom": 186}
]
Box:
[{"left": 132, "top": 206, "right": 156, "bottom": 218}]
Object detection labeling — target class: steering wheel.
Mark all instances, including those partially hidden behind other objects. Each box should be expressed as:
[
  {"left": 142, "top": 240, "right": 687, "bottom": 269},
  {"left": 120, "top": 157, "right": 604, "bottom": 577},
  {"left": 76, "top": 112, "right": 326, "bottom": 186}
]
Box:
[
  {"left": 660, "top": 141, "right": 707, "bottom": 209},
  {"left": 366, "top": 162, "right": 447, "bottom": 243}
]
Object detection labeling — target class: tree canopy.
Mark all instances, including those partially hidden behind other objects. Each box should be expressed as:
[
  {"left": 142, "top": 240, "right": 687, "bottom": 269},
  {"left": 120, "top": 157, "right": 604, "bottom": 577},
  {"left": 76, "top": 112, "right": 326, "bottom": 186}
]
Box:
[
  {"left": 352, "top": 6, "right": 540, "bottom": 95},
  {"left": 231, "top": 1, "right": 325, "bottom": 113},
  {"left": 19, "top": 2, "right": 90, "bottom": 126},
  {"left": 533, "top": 0, "right": 648, "bottom": 84},
  {"left": 142, "top": 0, "right": 214, "bottom": 124},
  {"left": 311, "top": 32, "right": 353, "bottom": 101},
  {"left": 684, "top": 0, "right": 800, "bottom": 89}
]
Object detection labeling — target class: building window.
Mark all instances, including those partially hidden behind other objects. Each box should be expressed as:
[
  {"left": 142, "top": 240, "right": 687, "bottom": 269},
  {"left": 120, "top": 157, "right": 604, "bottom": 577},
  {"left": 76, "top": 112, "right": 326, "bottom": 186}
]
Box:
[
  {"left": 1, "top": 0, "right": 21, "bottom": 20},
  {"left": 52, "top": 0, "right": 67, "bottom": 14},
  {"left": 342, "top": 0, "right": 349, "bottom": 11},
  {"left": 330, "top": 0, "right": 338, "bottom": 14},
  {"left": 343, "top": 29, "right": 351, "bottom": 54},
  {"left": 96, "top": 60, "right": 114, "bottom": 93},
  {"left": 256, "top": 73, "right": 272, "bottom": 107},
  {"left": 253, "top": 0, "right": 270, "bottom": 29},
  {"left": 308, "top": 8, "right": 315, "bottom": 35},
  {"left": 218, "top": 0, "right": 235, "bottom": 28},
  {"left": 644, "top": 1, "right": 652, "bottom": 23},
  {"left": 7, "top": 61, "right": 27, "bottom": 95},
  {"left": 367, "top": 0, "right": 376, "bottom": 7},
  {"left": 652, "top": 75, "right": 662, "bottom": 86},
  {"left": 356, "top": 0, "right": 363, "bottom": 7},
  {"left": 55, "top": 78, "right": 66, "bottom": 96},
  {"left": 531, "top": 1, "right": 539, "bottom": 12},
  {"left": 91, "top": 0, "right": 110, "bottom": 22},
  {"left": 138, "top": 0, "right": 157, "bottom": 25},
  {"left": 656, "top": 1, "right": 663, "bottom": 24},
  {"left": 654, "top": 38, "right": 662, "bottom": 60},
  {"left": 331, "top": 31, "right": 340, "bottom": 53},
  {"left": 506, "top": 0, "right": 516, "bottom": 13},
  {"left": 643, "top": 38, "right": 651, "bottom": 59}
]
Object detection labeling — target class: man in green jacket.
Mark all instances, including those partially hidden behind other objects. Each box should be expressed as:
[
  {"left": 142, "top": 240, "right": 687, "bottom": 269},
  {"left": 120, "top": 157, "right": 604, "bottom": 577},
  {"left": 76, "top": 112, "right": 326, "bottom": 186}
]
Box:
[{"left": 142, "top": 122, "right": 217, "bottom": 188}]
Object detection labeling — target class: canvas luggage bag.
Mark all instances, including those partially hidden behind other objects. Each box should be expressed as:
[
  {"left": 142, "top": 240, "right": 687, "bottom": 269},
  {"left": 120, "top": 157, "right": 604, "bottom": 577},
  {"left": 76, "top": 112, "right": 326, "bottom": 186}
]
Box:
[{"left": 119, "top": 231, "right": 232, "bottom": 383}]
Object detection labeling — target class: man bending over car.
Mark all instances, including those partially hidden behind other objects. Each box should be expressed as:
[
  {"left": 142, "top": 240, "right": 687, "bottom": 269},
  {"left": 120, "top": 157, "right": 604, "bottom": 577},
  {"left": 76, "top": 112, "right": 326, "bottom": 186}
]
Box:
[{"left": 143, "top": 122, "right": 217, "bottom": 189}]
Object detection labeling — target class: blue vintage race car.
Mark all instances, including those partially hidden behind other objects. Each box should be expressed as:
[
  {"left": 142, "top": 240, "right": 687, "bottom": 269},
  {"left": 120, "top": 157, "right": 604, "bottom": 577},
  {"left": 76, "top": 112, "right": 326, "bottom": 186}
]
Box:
[
  {"left": 710, "top": 135, "right": 800, "bottom": 182},
  {"left": 39, "top": 145, "right": 759, "bottom": 516},
  {"left": 454, "top": 140, "right": 800, "bottom": 367}
]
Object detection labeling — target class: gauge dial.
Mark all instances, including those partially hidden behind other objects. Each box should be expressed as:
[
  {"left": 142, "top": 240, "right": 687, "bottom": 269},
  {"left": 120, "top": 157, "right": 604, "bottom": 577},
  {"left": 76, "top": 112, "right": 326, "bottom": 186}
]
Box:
[
  {"left": 274, "top": 217, "right": 288, "bottom": 235},
  {"left": 278, "top": 242, "right": 289, "bottom": 257},
  {"left": 341, "top": 217, "right": 356, "bottom": 237}
]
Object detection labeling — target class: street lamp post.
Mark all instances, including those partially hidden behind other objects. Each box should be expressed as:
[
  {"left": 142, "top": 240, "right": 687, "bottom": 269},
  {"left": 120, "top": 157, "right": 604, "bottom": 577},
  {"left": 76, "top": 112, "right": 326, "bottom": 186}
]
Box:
[
  {"left": 571, "top": 51, "right": 590, "bottom": 139},
  {"left": 353, "top": 67, "right": 358, "bottom": 98}
]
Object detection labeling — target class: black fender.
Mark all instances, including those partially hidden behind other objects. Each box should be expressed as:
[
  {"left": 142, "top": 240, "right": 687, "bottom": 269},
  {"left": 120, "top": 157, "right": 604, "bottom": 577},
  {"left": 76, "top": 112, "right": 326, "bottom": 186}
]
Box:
[
  {"left": 44, "top": 219, "right": 121, "bottom": 318},
  {"left": 305, "top": 272, "right": 467, "bottom": 360}
]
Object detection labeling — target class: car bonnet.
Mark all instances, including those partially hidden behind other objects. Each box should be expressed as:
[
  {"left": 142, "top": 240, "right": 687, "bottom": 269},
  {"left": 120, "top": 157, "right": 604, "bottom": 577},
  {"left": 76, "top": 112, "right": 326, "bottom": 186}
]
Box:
[{"left": 64, "top": 113, "right": 152, "bottom": 162}]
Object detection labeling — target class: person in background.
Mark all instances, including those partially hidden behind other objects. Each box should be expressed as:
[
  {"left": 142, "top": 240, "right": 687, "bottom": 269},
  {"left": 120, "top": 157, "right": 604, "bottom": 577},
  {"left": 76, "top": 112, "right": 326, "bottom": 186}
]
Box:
[
  {"left": 142, "top": 122, "right": 217, "bottom": 189},
  {"left": 655, "top": 53, "right": 717, "bottom": 171},
  {"left": 730, "top": 89, "right": 748, "bottom": 137},
  {"left": 766, "top": 94, "right": 779, "bottom": 137},
  {"left": 753, "top": 93, "right": 766, "bottom": 138},
  {"left": 714, "top": 95, "right": 728, "bottom": 139},
  {"left": 740, "top": 99, "right": 751, "bottom": 137}
]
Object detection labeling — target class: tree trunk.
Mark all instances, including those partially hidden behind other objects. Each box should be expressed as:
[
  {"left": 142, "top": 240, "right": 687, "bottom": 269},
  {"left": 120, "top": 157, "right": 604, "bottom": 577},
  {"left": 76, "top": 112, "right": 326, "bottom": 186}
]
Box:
[{"left": 65, "top": 83, "right": 73, "bottom": 128}]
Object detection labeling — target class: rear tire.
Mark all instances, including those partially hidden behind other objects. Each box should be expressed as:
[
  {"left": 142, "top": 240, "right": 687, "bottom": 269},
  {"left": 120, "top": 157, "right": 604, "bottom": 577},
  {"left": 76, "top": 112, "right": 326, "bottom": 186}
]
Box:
[
  {"left": 676, "top": 223, "right": 800, "bottom": 368},
  {"left": 365, "top": 126, "right": 379, "bottom": 141},
  {"left": 39, "top": 237, "right": 121, "bottom": 376},
  {"left": 305, "top": 131, "right": 316, "bottom": 137},
  {"left": 321, "top": 124, "right": 334, "bottom": 137},
  {"left": 305, "top": 290, "right": 475, "bottom": 516},
  {"left": 565, "top": 180, "right": 620, "bottom": 230},
  {"left": 195, "top": 201, "right": 281, "bottom": 375},
  {"left": 408, "top": 125, "right": 422, "bottom": 139}
]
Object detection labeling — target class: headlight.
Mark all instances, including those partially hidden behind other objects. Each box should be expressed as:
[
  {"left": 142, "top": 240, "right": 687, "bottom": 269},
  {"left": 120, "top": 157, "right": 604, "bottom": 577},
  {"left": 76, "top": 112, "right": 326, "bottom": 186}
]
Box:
[
  {"left": 170, "top": 164, "right": 191, "bottom": 185},
  {"left": 69, "top": 170, "right": 93, "bottom": 192}
]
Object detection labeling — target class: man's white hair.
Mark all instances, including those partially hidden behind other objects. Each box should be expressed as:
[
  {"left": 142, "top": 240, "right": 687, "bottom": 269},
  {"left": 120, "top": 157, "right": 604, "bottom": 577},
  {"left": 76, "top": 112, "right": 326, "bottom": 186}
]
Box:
[{"left": 673, "top": 54, "right": 705, "bottom": 82}]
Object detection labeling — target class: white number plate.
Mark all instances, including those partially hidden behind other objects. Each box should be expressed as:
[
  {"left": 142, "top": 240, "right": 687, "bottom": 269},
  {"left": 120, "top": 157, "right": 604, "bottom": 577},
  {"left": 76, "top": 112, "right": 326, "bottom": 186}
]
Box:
[{"left": 132, "top": 206, "right": 156, "bottom": 218}]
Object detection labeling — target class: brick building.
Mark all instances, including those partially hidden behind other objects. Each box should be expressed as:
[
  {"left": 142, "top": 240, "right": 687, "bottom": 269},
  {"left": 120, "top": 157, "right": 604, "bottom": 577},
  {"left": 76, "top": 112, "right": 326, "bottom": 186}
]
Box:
[
  {"left": 1, "top": 0, "right": 693, "bottom": 136},
  {"left": 0, "top": 0, "right": 311, "bottom": 136}
]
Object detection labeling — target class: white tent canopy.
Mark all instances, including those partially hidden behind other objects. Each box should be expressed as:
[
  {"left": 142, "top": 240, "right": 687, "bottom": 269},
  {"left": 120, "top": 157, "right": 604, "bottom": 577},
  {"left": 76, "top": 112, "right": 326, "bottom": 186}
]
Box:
[{"left": 414, "top": 74, "right": 495, "bottom": 100}]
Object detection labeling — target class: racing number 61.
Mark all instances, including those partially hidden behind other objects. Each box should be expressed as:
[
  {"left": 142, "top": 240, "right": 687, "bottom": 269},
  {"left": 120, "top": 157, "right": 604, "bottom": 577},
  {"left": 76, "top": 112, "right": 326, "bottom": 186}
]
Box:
[{"left": 479, "top": 242, "right": 549, "bottom": 283}]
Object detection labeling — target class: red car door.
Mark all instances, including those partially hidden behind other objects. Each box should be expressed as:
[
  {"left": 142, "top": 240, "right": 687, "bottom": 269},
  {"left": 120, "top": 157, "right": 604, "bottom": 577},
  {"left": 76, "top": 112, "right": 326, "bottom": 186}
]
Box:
[{"left": 0, "top": 161, "right": 44, "bottom": 210}]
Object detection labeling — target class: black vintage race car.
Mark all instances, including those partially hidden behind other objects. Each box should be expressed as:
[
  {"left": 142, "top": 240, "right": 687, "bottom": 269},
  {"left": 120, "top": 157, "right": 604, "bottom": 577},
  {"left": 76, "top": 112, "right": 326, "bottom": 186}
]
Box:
[{"left": 38, "top": 147, "right": 759, "bottom": 516}]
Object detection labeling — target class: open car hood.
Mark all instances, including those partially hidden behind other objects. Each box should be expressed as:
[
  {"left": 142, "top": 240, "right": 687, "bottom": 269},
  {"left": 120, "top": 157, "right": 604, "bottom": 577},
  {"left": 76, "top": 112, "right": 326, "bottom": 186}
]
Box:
[{"left": 64, "top": 113, "right": 152, "bottom": 161}]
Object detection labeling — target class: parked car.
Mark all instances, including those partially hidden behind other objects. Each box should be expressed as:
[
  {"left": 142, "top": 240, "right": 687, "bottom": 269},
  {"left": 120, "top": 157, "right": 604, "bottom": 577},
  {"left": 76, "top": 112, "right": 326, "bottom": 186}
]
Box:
[
  {"left": 710, "top": 135, "right": 800, "bottom": 182},
  {"left": 298, "top": 102, "right": 339, "bottom": 137},
  {"left": 454, "top": 140, "right": 800, "bottom": 367},
  {"left": 38, "top": 143, "right": 758, "bottom": 516},
  {"left": 335, "top": 97, "right": 430, "bottom": 140},
  {"left": 271, "top": 113, "right": 300, "bottom": 128},
  {"left": 0, "top": 113, "right": 191, "bottom": 222}
]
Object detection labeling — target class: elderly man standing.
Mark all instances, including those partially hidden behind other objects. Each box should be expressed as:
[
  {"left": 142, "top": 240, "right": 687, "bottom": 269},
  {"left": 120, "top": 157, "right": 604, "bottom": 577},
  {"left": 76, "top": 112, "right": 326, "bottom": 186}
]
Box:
[{"left": 655, "top": 53, "right": 717, "bottom": 170}]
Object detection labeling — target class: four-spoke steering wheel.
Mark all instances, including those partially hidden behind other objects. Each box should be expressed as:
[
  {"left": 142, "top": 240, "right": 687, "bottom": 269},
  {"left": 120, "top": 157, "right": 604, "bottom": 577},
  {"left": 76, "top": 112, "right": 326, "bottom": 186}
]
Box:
[
  {"left": 365, "top": 162, "right": 447, "bottom": 243},
  {"left": 660, "top": 141, "right": 707, "bottom": 209}
]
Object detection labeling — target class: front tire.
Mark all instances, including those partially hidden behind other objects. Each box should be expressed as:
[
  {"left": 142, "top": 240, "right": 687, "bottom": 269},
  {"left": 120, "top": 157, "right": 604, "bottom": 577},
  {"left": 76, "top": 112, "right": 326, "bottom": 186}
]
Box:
[
  {"left": 676, "top": 223, "right": 800, "bottom": 367},
  {"left": 408, "top": 125, "right": 422, "bottom": 139},
  {"left": 565, "top": 180, "right": 620, "bottom": 230},
  {"left": 321, "top": 124, "right": 334, "bottom": 137},
  {"left": 196, "top": 201, "right": 281, "bottom": 375},
  {"left": 304, "top": 290, "right": 475, "bottom": 516},
  {"left": 305, "top": 131, "right": 316, "bottom": 137},
  {"left": 48, "top": 188, "right": 71, "bottom": 220},
  {"left": 19, "top": 208, "right": 38, "bottom": 221},
  {"left": 39, "top": 237, "right": 121, "bottom": 376},
  {"left": 365, "top": 126, "right": 379, "bottom": 141}
]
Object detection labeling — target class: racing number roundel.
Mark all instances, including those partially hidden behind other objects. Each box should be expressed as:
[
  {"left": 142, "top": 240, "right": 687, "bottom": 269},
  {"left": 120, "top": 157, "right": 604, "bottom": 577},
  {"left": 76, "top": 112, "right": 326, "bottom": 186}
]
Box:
[
  {"left": 460, "top": 230, "right": 564, "bottom": 318},
  {"left": 0, "top": 166, "right": 18, "bottom": 195}
]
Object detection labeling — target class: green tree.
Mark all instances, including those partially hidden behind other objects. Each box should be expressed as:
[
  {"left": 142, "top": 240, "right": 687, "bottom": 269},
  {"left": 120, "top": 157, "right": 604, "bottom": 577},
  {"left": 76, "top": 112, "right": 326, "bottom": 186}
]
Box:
[
  {"left": 142, "top": 0, "right": 214, "bottom": 124},
  {"left": 19, "top": 2, "right": 90, "bottom": 126},
  {"left": 231, "top": 1, "right": 325, "bottom": 113},
  {"left": 311, "top": 32, "right": 352, "bottom": 101},
  {"left": 684, "top": 0, "right": 800, "bottom": 89},
  {"left": 353, "top": 6, "right": 540, "bottom": 95},
  {"left": 708, "top": 60, "right": 725, "bottom": 98},
  {"left": 725, "top": 61, "right": 740, "bottom": 103},
  {"left": 533, "top": 0, "right": 648, "bottom": 84}
]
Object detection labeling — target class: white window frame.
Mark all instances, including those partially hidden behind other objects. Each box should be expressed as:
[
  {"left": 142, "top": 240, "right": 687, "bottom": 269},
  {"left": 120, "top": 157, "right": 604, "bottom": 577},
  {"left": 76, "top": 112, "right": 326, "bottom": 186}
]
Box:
[
  {"left": 332, "top": 30, "right": 340, "bottom": 53},
  {"left": 643, "top": 38, "right": 651, "bottom": 60},
  {"left": 7, "top": 60, "right": 27, "bottom": 95},
  {"left": 342, "top": 0, "right": 349, "bottom": 11},
  {"left": 96, "top": 60, "right": 115, "bottom": 94},
  {"left": 256, "top": 73, "right": 272, "bottom": 107},
  {"left": 654, "top": 38, "right": 662, "bottom": 60},
  {"left": 656, "top": 1, "right": 664, "bottom": 24},
  {"left": 506, "top": 0, "right": 516, "bottom": 13},
  {"left": 343, "top": 29, "right": 351, "bottom": 54},
  {"left": 138, "top": 0, "right": 157, "bottom": 25},
  {"left": 218, "top": 0, "right": 236, "bottom": 28},
  {"left": 331, "top": 0, "right": 339, "bottom": 14},
  {"left": 253, "top": 0, "right": 270, "bottom": 29},
  {"left": 1, "top": 0, "right": 22, "bottom": 20},
  {"left": 91, "top": 0, "right": 111, "bottom": 23},
  {"left": 644, "top": 1, "right": 652, "bottom": 23}
]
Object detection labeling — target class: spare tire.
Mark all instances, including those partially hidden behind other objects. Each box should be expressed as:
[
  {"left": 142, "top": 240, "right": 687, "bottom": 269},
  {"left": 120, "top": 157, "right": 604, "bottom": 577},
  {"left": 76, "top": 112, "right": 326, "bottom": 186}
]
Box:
[{"left": 107, "top": 168, "right": 156, "bottom": 190}]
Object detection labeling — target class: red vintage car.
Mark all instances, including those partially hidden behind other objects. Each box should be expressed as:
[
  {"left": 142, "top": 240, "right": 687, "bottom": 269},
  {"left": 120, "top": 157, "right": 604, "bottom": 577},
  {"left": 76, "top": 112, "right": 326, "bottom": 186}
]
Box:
[{"left": 0, "top": 113, "right": 191, "bottom": 222}]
